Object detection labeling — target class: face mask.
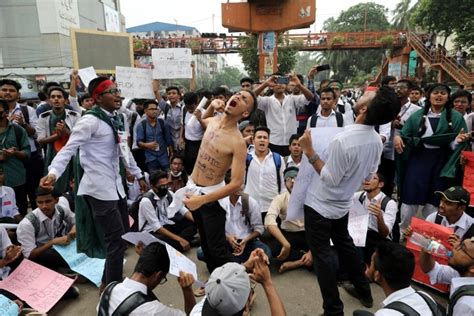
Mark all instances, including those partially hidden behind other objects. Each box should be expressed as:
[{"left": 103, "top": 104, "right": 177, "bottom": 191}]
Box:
[
  {"left": 156, "top": 187, "right": 168, "bottom": 197},
  {"left": 171, "top": 171, "right": 182, "bottom": 177}
]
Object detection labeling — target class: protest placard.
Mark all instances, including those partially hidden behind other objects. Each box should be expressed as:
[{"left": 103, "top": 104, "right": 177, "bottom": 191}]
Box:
[
  {"left": 0, "top": 259, "right": 74, "bottom": 313},
  {"left": 0, "top": 294, "right": 19, "bottom": 316},
  {"left": 152, "top": 48, "right": 193, "bottom": 79},
  {"left": 53, "top": 240, "right": 105, "bottom": 287},
  {"left": 115, "top": 66, "right": 154, "bottom": 99},
  {"left": 406, "top": 217, "right": 453, "bottom": 293},
  {"left": 286, "top": 127, "right": 344, "bottom": 221},
  {"left": 78, "top": 66, "right": 97, "bottom": 88},
  {"left": 165, "top": 243, "right": 204, "bottom": 287},
  {"left": 347, "top": 198, "right": 369, "bottom": 247}
]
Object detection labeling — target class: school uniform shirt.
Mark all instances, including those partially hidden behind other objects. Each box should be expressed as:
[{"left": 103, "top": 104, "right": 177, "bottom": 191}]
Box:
[
  {"left": 183, "top": 111, "right": 204, "bottom": 141},
  {"left": 48, "top": 109, "right": 143, "bottom": 201},
  {"left": 425, "top": 212, "right": 474, "bottom": 238},
  {"left": 159, "top": 101, "right": 183, "bottom": 148},
  {"left": 304, "top": 124, "right": 382, "bottom": 219},
  {"left": 17, "top": 197, "right": 75, "bottom": 258},
  {"left": 265, "top": 191, "right": 305, "bottom": 232},
  {"left": 285, "top": 155, "right": 301, "bottom": 168},
  {"left": 336, "top": 97, "right": 354, "bottom": 125},
  {"left": 0, "top": 186, "right": 19, "bottom": 218},
  {"left": 9, "top": 103, "right": 38, "bottom": 153},
  {"left": 375, "top": 286, "right": 437, "bottom": 315},
  {"left": 36, "top": 109, "right": 80, "bottom": 140},
  {"left": 355, "top": 191, "right": 397, "bottom": 235},
  {"left": 257, "top": 94, "right": 309, "bottom": 146},
  {"left": 382, "top": 101, "right": 421, "bottom": 160},
  {"left": 305, "top": 109, "right": 349, "bottom": 128},
  {"left": 0, "top": 225, "right": 13, "bottom": 279},
  {"left": 225, "top": 195, "right": 263, "bottom": 240},
  {"left": 245, "top": 151, "right": 286, "bottom": 213},
  {"left": 138, "top": 189, "right": 187, "bottom": 233},
  {"left": 98, "top": 277, "right": 186, "bottom": 316}
]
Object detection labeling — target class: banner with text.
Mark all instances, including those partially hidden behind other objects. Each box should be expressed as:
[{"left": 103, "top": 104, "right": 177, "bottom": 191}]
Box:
[
  {"left": 115, "top": 66, "right": 154, "bottom": 99},
  {"left": 152, "top": 48, "right": 193, "bottom": 79}
]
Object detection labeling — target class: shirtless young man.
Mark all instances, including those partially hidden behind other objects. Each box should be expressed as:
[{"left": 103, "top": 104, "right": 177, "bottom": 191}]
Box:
[{"left": 183, "top": 90, "right": 256, "bottom": 272}]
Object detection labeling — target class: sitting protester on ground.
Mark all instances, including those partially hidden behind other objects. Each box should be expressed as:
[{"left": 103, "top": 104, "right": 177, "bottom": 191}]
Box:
[
  {"left": 168, "top": 155, "right": 188, "bottom": 193},
  {"left": 0, "top": 167, "right": 21, "bottom": 224},
  {"left": 98, "top": 242, "right": 196, "bottom": 316}
]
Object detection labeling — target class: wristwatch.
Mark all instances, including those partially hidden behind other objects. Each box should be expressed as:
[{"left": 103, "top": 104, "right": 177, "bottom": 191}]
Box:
[{"left": 308, "top": 153, "right": 320, "bottom": 164}]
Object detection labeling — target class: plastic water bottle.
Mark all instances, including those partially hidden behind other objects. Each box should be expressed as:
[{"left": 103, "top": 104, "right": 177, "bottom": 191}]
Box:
[{"left": 409, "top": 232, "right": 452, "bottom": 258}]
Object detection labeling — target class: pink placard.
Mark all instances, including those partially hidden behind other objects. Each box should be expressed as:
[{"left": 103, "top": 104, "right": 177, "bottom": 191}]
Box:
[
  {"left": 0, "top": 259, "right": 74, "bottom": 313},
  {"left": 129, "top": 215, "right": 134, "bottom": 228}
]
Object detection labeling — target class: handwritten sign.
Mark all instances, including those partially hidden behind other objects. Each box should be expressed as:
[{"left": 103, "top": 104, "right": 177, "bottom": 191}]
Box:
[
  {"left": 0, "top": 294, "right": 19, "bottom": 316},
  {"left": 0, "top": 259, "right": 74, "bottom": 313},
  {"left": 286, "top": 127, "right": 344, "bottom": 221},
  {"left": 78, "top": 66, "right": 97, "bottom": 88},
  {"left": 463, "top": 151, "right": 474, "bottom": 206},
  {"left": 347, "top": 198, "right": 369, "bottom": 247},
  {"left": 115, "top": 66, "right": 154, "bottom": 99},
  {"left": 165, "top": 242, "right": 204, "bottom": 287},
  {"left": 406, "top": 217, "right": 453, "bottom": 293},
  {"left": 53, "top": 240, "right": 105, "bottom": 287},
  {"left": 152, "top": 48, "right": 193, "bottom": 79}
]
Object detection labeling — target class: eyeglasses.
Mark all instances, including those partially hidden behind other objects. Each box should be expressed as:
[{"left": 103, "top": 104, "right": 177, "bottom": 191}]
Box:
[
  {"left": 159, "top": 276, "right": 168, "bottom": 285},
  {"left": 455, "top": 242, "right": 474, "bottom": 260},
  {"left": 100, "top": 88, "right": 121, "bottom": 96}
]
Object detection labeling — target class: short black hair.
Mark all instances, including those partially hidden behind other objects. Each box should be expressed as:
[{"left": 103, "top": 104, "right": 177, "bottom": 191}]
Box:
[
  {"left": 183, "top": 92, "right": 198, "bottom": 106},
  {"left": 375, "top": 242, "right": 415, "bottom": 291},
  {"left": 243, "top": 89, "right": 258, "bottom": 120},
  {"left": 397, "top": 79, "right": 414, "bottom": 90},
  {"left": 320, "top": 87, "right": 337, "bottom": 99},
  {"left": 254, "top": 126, "right": 270, "bottom": 137},
  {"left": 297, "top": 74, "right": 304, "bottom": 85},
  {"left": 134, "top": 242, "right": 170, "bottom": 277},
  {"left": 42, "top": 82, "right": 60, "bottom": 94},
  {"left": 38, "top": 92, "right": 47, "bottom": 101},
  {"left": 0, "top": 79, "right": 21, "bottom": 92},
  {"left": 240, "top": 77, "right": 254, "bottom": 85},
  {"left": 381, "top": 75, "right": 397, "bottom": 86},
  {"left": 47, "top": 86, "right": 67, "bottom": 98},
  {"left": 36, "top": 187, "right": 61, "bottom": 198},
  {"left": 88, "top": 77, "right": 109, "bottom": 96},
  {"left": 212, "top": 86, "right": 228, "bottom": 97},
  {"left": 452, "top": 89, "right": 472, "bottom": 104},
  {"left": 79, "top": 93, "right": 92, "bottom": 105},
  {"left": 0, "top": 99, "right": 8, "bottom": 112},
  {"left": 411, "top": 85, "right": 422, "bottom": 93},
  {"left": 143, "top": 99, "right": 158, "bottom": 109},
  {"left": 196, "top": 88, "right": 212, "bottom": 100},
  {"left": 149, "top": 170, "right": 169, "bottom": 186},
  {"left": 364, "top": 86, "right": 401, "bottom": 126},
  {"left": 166, "top": 86, "right": 180, "bottom": 95},
  {"left": 376, "top": 171, "right": 385, "bottom": 184},
  {"left": 170, "top": 154, "right": 184, "bottom": 164},
  {"left": 289, "top": 133, "right": 300, "bottom": 145}
]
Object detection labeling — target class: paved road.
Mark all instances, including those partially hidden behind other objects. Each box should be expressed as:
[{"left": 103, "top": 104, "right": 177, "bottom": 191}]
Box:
[{"left": 48, "top": 246, "right": 447, "bottom": 315}]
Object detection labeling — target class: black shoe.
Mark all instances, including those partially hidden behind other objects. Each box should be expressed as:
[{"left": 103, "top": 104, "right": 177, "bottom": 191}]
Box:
[
  {"left": 341, "top": 283, "right": 373, "bottom": 308},
  {"left": 62, "top": 286, "right": 80, "bottom": 299}
]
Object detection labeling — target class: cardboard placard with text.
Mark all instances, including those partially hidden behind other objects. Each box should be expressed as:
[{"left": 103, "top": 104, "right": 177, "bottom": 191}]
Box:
[{"left": 406, "top": 217, "right": 453, "bottom": 293}]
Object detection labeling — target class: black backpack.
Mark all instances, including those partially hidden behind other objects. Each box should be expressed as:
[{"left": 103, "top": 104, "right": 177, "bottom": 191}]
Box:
[
  {"left": 358, "top": 192, "right": 391, "bottom": 212},
  {"left": 447, "top": 284, "right": 474, "bottom": 316},
  {"left": 98, "top": 281, "right": 155, "bottom": 316},
  {"left": 128, "top": 191, "right": 172, "bottom": 232},
  {"left": 384, "top": 291, "right": 444, "bottom": 316},
  {"left": 309, "top": 111, "right": 343, "bottom": 128},
  {"left": 140, "top": 118, "right": 166, "bottom": 143}
]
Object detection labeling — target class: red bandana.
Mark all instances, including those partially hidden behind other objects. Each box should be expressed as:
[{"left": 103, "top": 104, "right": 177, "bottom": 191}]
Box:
[{"left": 91, "top": 79, "right": 114, "bottom": 101}]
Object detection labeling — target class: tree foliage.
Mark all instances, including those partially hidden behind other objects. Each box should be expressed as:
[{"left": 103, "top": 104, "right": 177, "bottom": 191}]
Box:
[
  {"left": 197, "top": 66, "right": 244, "bottom": 90},
  {"left": 391, "top": 0, "right": 417, "bottom": 30},
  {"left": 322, "top": 3, "right": 390, "bottom": 83},
  {"left": 411, "top": 0, "right": 473, "bottom": 48}
]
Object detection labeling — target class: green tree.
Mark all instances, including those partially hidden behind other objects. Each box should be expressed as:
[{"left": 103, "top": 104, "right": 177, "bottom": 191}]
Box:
[
  {"left": 391, "top": 0, "right": 417, "bottom": 30},
  {"left": 322, "top": 3, "right": 390, "bottom": 82},
  {"left": 210, "top": 66, "right": 244, "bottom": 89},
  {"left": 411, "top": 0, "right": 473, "bottom": 47},
  {"left": 238, "top": 33, "right": 298, "bottom": 81}
]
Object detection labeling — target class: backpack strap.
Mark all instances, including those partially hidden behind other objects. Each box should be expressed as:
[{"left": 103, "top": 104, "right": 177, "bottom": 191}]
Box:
[
  {"left": 25, "top": 212, "right": 40, "bottom": 237},
  {"left": 310, "top": 114, "right": 318, "bottom": 128},
  {"left": 384, "top": 301, "right": 420, "bottom": 315},
  {"left": 380, "top": 196, "right": 392, "bottom": 212},
  {"left": 12, "top": 124, "right": 25, "bottom": 152},
  {"left": 20, "top": 105, "right": 30, "bottom": 124},
  {"left": 416, "top": 291, "right": 443, "bottom": 316},
  {"left": 435, "top": 213, "right": 444, "bottom": 225},
  {"left": 141, "top": 119, "right": 147, "bottom": 141},
  {"left": 335, "top": 111, "right": 344, "bottom": 127},
  {"left": 448, "top": 284, "right": 474, "bottom": 316},
  {"left": 272, "top": 152, "right": 282, "bottom": 193},
  {"left": 244, "top": 153, "right": 253, "bottom": 185},
  {"left": 112, "top": 291, "right": 154, "bottom": 316},
  {"left": 139, "top": 192, "right": 157, "bottom": 232},
  {"left": 240, "top": 192, "right": 251, "bottom": 227},
  {"left": 158, "top": 118, "right": 165, "bottom": 138},
  {"left": 358, "top": 192, "right": 366, "bottom": 205},
  {"left": 98, "top": 281, "right": 119, "bottom": 316},
  {"left": 165, "top": 192, "right": 173, "bottom": 205}
]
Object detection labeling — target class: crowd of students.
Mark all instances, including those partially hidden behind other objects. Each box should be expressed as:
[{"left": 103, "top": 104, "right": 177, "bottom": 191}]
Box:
[{"left": 0, "top": 66, "right": 473, "bottom": 315}]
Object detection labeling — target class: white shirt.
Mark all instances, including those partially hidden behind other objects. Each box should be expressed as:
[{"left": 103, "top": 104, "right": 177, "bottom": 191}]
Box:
[
  {"left": 336, "top": 97, "right": 354, "bottom": 125},
  {"left": 9, "top": 103, "right": 38, "bottom": 152},
  {"left": 285, "top": 155, "right": 301, "bottom": 168},
  {"left": 49, "top": 110, "right": 143, "bottom": 201},
  {"left": 465, "top": 112, "right": 474, "bottom": 151},
  {"left": 427, "top": 261, "right": 461, "bottom": 285},
  {"left": 0, "top": 186, "right": 19, "bottom": 218},
  {"left": 184, "top": 111, "right": 204, "bottom": 141},
  {"left": 257, "top": 94, "right": 309, "bottom": 145},
  {"left": 138, "top": 189, "right": 187, "bottom": 233},
  {"left": 354, "top": 191, "right": 397, "bottom": 235},
  {"left": 305, "top": 110, "right": 348, "bottom": 128},
  {"left": 449, "top": 277, "right": 474, "bottom": 315},
  {"left": 425, "top": 212, "right": 474, "bottom": 238},
  {"left": 305, "top": 124, "right": 382, "bottom": 219},
  {"left": 36, "top": 109, "right": 80, "bottom": 140},
  {"left": 225, "top": 195, "right": 263, "bottom": 240},
  {"left": 190, "top": 298, "right": 205, "bottom": 315},
  {"left": 245, "top": 151, "right": 286, "bottom": 213},
  {"left": 375, "top": 286, "right": 436, "bottom": 315},
  {"left": 98, "top": 278, "right": 186, "bottom": 316},
  {"left": 17, "top": 197, "right": 75, "bottom": 258},
  {"left": 0, "top": 225, "right": 12, "bottom": 280}
]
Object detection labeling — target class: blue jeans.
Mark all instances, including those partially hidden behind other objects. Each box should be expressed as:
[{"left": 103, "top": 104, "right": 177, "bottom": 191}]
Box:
[
  {"left": 197, "top": 239, "right": 272, "bottom": 264},
  {"left": 146, "top": 157, "right": 170, "bottom": 174}
]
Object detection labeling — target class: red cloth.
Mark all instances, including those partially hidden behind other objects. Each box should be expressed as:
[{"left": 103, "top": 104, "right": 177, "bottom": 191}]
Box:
[{"left": 91, "top": 79, "right": 114, "bottom": 101}]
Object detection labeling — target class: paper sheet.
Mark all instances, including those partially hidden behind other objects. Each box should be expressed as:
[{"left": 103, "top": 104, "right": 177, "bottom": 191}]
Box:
[
  {"left": 347, "top": 197, "right": 369, "bottom": 247},
  {"left": 78, "top": 66, "right": 97, "bottom": 88},
  {"left": 122, "top": 232, "right": 160, "bottom": 246},
  {"left": 0, "top": 294, "right": 19, "bottom": 316}
]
